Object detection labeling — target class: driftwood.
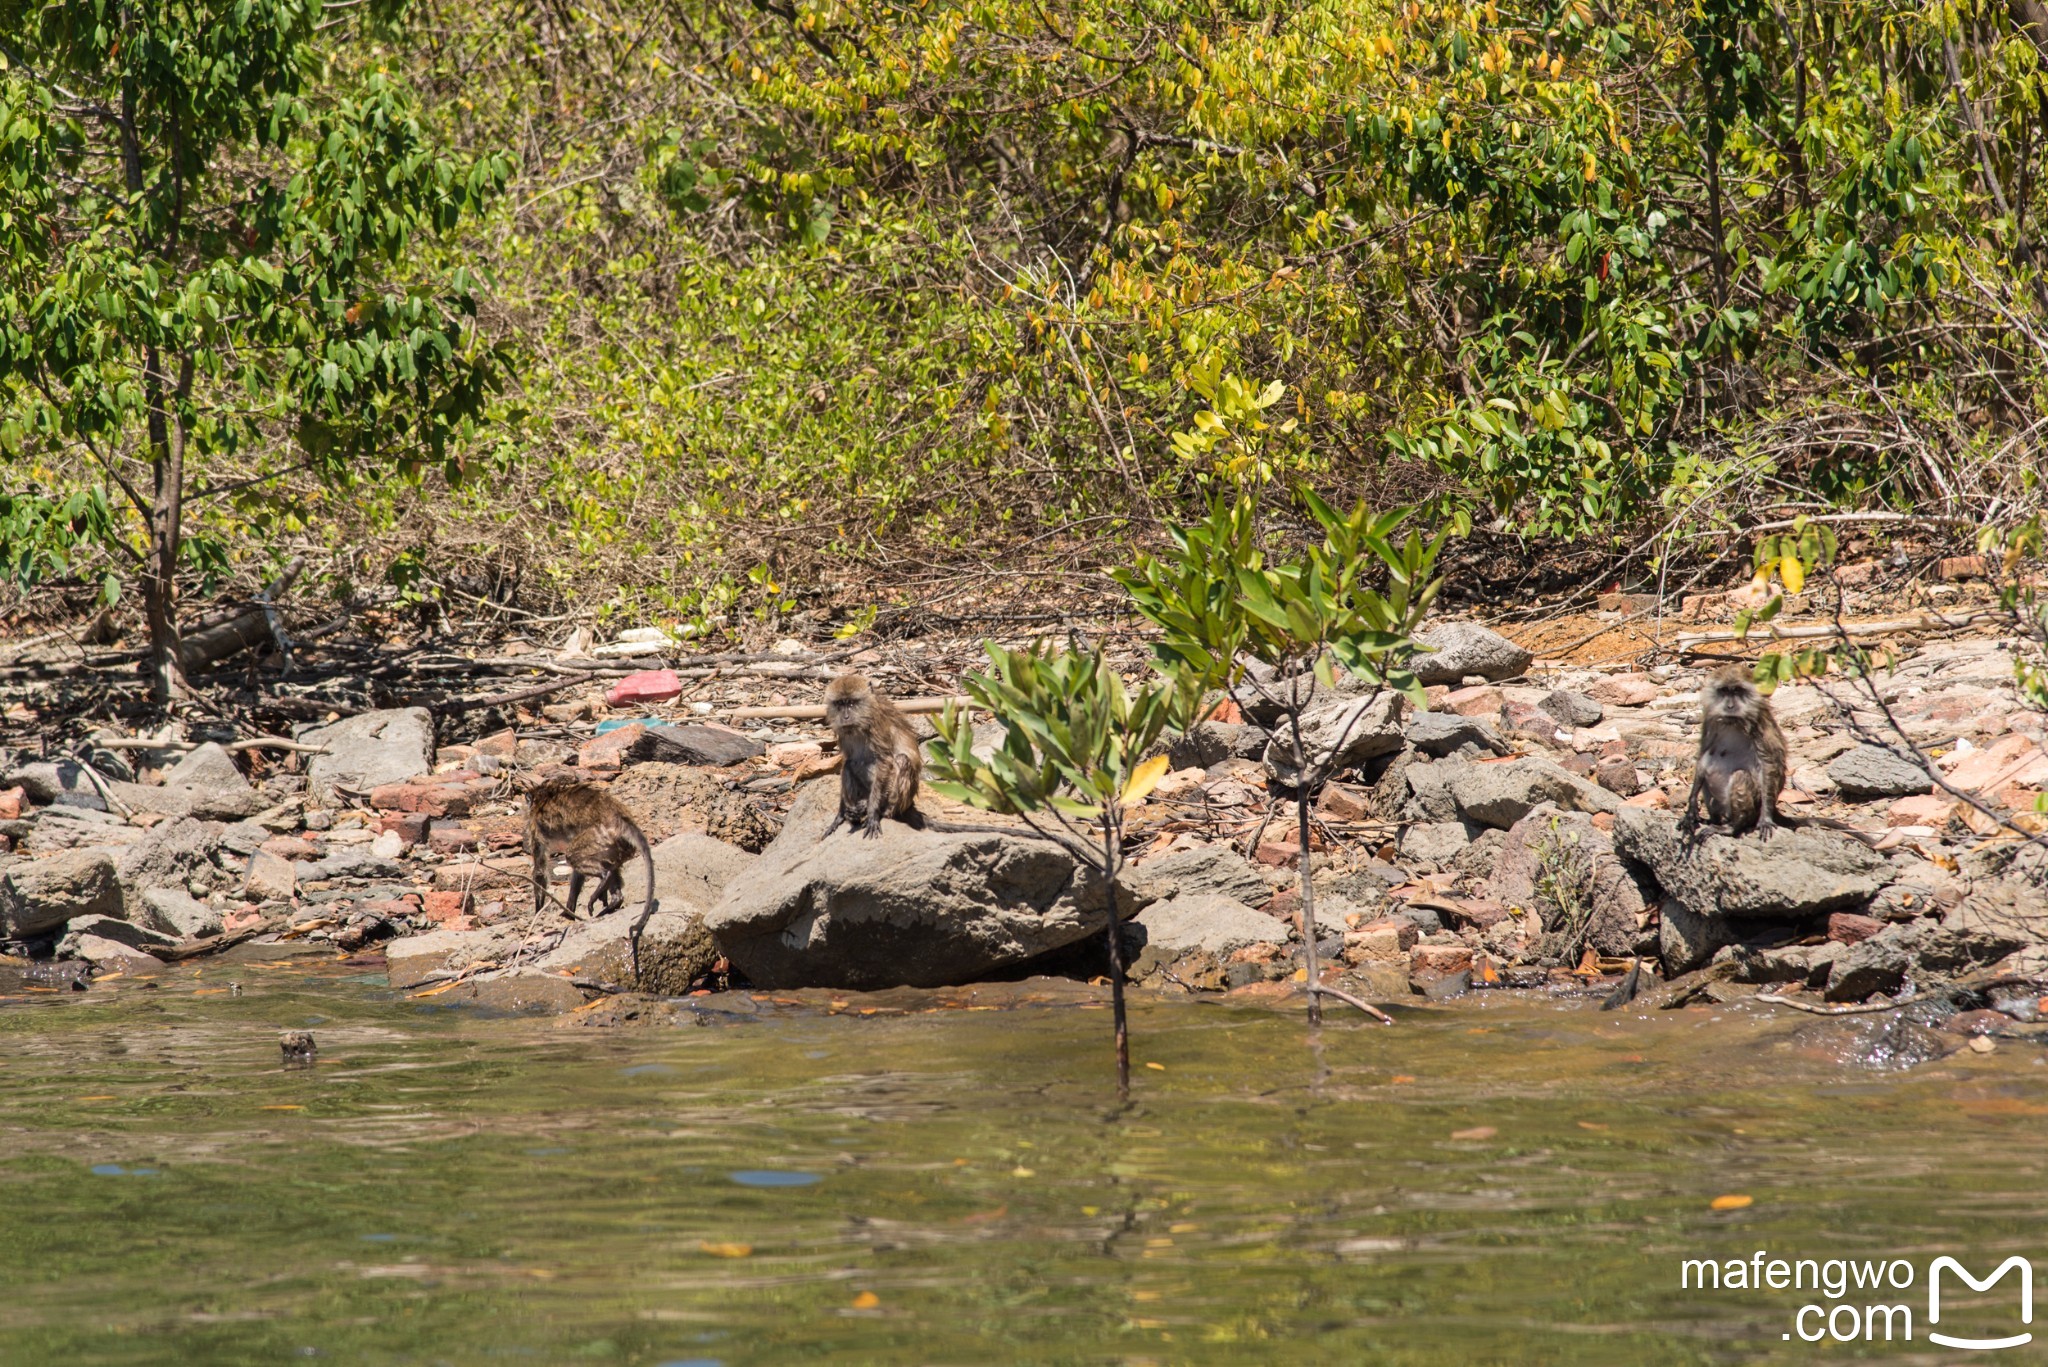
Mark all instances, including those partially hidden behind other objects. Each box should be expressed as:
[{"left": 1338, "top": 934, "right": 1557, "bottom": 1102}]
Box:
[
  {"left": 91, "top": 735, "right": 329, "bottom": 755},
  {"left": 1675, "top": 610, "right": 1995, "bottom": 650},
  {"left": 729, "top": 695, "right": 974, "bottom": 722},
  {"left": 156, "top": 922, "right": 273, "bottom": 962}
]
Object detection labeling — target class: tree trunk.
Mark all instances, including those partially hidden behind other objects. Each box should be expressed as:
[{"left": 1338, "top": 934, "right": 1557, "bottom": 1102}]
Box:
[
  {"left": 1100, "top": 816, "right": 1130, "bottom": 1097},
  {"left": 142, "top": 346, "right": 191, "bottom": 703},
  {"left": 1703, "top": 134, "right": 1728, "bottom": 310}
]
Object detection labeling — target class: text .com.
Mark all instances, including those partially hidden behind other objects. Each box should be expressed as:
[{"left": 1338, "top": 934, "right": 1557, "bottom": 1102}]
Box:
[{"left": 1680, "top": 1252, "right": 2034, "bottom": 1349}]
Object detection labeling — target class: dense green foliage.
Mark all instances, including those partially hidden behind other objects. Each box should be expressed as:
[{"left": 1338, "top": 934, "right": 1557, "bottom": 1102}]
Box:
[
  {"left": 7, "top": 0, "right": 2048, "bottom": 629},
  {"left": 0, "top": 0, "right": 504, "bottom": 684}
]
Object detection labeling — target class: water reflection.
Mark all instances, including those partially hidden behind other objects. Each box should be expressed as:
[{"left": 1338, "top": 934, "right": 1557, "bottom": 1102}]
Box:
[{"left": 0, "top": 961, "right": 2038, "bottom": 1363}]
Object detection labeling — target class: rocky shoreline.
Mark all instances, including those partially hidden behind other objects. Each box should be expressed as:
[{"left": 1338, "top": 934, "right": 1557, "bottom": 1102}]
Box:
[{"left": 5, "top": 623, "right": 2048, "bottom": 1026}]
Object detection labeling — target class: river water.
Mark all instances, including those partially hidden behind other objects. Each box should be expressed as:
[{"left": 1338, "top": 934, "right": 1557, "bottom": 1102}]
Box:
[{"left": 1, "top": 954, "right": 2043, "bottom": 1364}]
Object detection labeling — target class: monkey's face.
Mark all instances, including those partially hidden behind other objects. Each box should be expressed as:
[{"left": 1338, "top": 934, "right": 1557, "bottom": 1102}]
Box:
[
  {"left": 823, "top": 675, "right": 871, "bottom": 729},
  {"left": 1700, "top": 675, "right": 1759, "bottom": 724}
]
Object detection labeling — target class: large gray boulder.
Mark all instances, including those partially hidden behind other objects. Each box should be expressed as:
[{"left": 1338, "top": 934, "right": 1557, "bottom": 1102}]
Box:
[
  {"left": 1485, "top": 804, "right": 1648, "bottom": 960},
  {"left": 541, "top": 830, "right": 757, "bottom": 995},
  {"left": 22, "top": 807, "right": 142, "bottom": 853},
  {"left": 1404, "top": 711, "right": 1507, "bottom": 758},
  {"left": 1124, "top": 842, "right": 1268, "bottom": 906},
  {"left": 1828, "top": 746, "right": 1933, "bottom": 800},
  {"left": 651, "top": 831, "right": 755, "bottom": 911},
  {"left": 1616, "top": 807, "right": 1891, "bottom": 919},
  {"left": 1128, "top": 893, "right": 1287, "bottom": 958},
  {"left": 1263, "top": 693, "right": 1406, "bottom": 785},
  {"left": 1437, "top": 757, "right": 1621, "bottom": 829},
  {"left": 116, "top": 818, "right": 227, "bottom": 916},
  {"left": 140, "top": 887, "right": 224, "bottom": 940},
  {"left": 299, "top": 708, "right": 435, "bottom": 804},
  {"left": 704, "top": 786, "right": 1129, "bottom": 989},
  {"left": 1411, "top": 622, "right": 1533, "bottom": 685},
  {"left": 0, "top": 849, "right": 123, "bottom": 937},
  {"left": 5, "top": 760, "right": 106, "bottom": 809},
  {"left": 534, "top": 906, "right": 719, "bottom": 995}
]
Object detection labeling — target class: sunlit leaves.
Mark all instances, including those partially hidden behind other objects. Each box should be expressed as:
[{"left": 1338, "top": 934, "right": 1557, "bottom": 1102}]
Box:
[
  {"left": 927, "top": 641, "right": 1186, "bottom": 827},
  {"left": 0, "top": 0, "right": 509, "bottom": 587}
]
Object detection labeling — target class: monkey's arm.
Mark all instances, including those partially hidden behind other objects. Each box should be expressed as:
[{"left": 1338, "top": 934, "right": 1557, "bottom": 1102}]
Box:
[
  {"left": 1754, "top": 784, "right": 1782, "bottom": 841},
  {"left": 823, "top": 764, "right": 862, "bottom": 839},
  {"left": 1680, "top": 768, "right": 1705, "bottom": 830}
]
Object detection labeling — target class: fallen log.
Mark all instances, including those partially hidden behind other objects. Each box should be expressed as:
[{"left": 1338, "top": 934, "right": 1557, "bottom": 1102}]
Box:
[{"left": 179, "top": 557, "right": 305, "bottom": 671}]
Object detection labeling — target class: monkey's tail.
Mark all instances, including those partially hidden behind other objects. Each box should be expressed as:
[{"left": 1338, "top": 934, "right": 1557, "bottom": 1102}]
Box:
[
  {"left": 623, "top": 823, "right": 657, "bottom": 988},
  {"left": 1601, "top": 956, "right": 1645, "bottom": 1011}
]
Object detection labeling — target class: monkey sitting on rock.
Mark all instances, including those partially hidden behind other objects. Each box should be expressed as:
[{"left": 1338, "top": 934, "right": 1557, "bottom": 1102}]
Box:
[
  {"left": 821, "top": 671, "right": 923, "bottom": 838},
  {"left": 1683, "top": 666, "right": 1789, "bottom": 840}
]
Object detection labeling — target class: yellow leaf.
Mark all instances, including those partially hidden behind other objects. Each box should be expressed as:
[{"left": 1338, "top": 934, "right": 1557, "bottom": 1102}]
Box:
[
  {"left": 850, "top": 1291, "right": 881, "bottom": 1309},
  {"left": 1780, "top": 557, "right": 1805, "bottom": 595},
  {"left": 699, "top": 1241, "right": 753, "bottom": 1258},
  {"left": 1145, "top": 1061, "right": 1166, "bottom": 1071},
  {"left": 1122, "top": 754, "right": 1170, "bottom": 804},
  {"left": 1710, "top": 1194, "right": 1753, "bottom": 1211}
]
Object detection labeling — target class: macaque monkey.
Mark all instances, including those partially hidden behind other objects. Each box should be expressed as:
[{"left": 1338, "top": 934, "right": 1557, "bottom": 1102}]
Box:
[
  {"left": 523, "top": 780, "right": 657, "bottom": 976},
  {"left": 821, "top": 671, "right": 922, "bottom": 838},
  {"left": 1683, "top": 667, "right": 1788, "bottom": 840}
]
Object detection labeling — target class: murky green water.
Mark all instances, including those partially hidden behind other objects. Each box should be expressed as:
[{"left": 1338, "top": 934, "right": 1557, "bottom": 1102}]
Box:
[{"left": 1, "top": 957, "right": 2043, "bottom": 1365}]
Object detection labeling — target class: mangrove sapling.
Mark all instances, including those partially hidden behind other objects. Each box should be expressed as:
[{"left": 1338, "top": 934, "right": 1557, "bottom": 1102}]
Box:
[
  {"left": 1114, "top": 491, "right": 1448, "bottom": 1026},
  {"left": 927, "top": 643, "right": 1187, "bottom": 1096}
]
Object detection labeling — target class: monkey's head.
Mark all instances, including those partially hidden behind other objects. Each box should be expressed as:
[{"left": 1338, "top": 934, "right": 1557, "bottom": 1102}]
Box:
[
  {"left": 823, "top": 671, "right": 873, "bottom": 728},
  {"left": 1699, "top": 666, "right": 1765, "bottom": 726}
]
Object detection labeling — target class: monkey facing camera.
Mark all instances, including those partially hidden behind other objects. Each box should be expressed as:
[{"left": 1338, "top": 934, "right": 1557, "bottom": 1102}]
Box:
[{"left": 821, "top": 672, "right": 923, "bottom": 839}]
